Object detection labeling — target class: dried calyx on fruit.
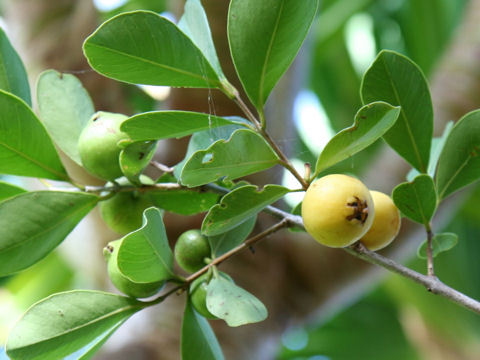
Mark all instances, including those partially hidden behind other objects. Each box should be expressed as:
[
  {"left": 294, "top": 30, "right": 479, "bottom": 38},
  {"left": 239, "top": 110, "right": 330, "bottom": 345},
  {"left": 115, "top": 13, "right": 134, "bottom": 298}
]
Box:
[{"left": 302, "top": 174, "right": 375, "bottom": 247}]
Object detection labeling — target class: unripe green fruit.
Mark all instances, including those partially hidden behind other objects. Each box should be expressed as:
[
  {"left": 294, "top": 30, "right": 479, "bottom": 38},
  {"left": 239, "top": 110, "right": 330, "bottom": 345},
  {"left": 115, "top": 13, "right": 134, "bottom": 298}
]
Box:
[
  {"left": 100, "top": 191, "right": 153, "bottom": 235},
  {"left": 104, "top": 239, "right": 164, "bottom": 298},
  {"left": 174, "top": 230, "right": 211, "bottom": 273},
  {"left": 360, "top": 191, "right": 401, "bottom": 251},
  {"left": 78, "top": 111, "right": 129, "bottom": 181},
  {"left": 190, "top": 272, "right": 233, "bottom": 319},
  {"left": 302, "top": 174, "right": 375, "bottom": 247},
  {"left": 190, "top": 274, "right": 217, "bottom": 319}
]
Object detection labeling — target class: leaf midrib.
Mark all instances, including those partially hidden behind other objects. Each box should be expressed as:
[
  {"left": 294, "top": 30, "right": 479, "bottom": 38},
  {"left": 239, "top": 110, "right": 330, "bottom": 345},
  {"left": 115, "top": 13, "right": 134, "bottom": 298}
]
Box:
[
  {"left": 257, "top": 0, "right": 285, "bottom": 106},
  {"left": 0, "top": 140, "right": 66, "bottom": 180},
  {"left": 0, "top": 194, "right": 97, "bottom": 254},
  {"left": 9, "top": 301, "right": 142, "bottom": 351},
  {"left": 382, "top": 57, "right": 426, "bottom": 172},
  {"left": 86, "top": 42, "right": 220, "bottom": 87}
]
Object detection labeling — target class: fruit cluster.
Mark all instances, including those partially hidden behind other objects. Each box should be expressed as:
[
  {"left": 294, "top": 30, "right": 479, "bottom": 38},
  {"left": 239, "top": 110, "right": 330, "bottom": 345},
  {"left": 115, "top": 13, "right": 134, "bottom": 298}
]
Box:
[{"left": 302, "top": 174, "right": 401, "bottom": 251}]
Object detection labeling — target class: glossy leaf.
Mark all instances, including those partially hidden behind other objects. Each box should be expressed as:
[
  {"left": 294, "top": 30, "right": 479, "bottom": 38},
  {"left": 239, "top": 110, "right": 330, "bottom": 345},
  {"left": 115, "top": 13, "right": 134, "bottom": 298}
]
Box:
[
  {"left": 436, "top": 110, "right": 480, "bottom": 200},
  {"left": 0, "top": 90, "right": 67, "bottom": 180},
  {"left": 6, "top": 290, "right": 143, "bottom": 360},
  {"left": 0, "top": 191, "right": 98, "bottom": 276},
  {"left": 83, "top": 11, "right": 221, "bottom": 88},
  {"left": 174, "top": 124, "right": 245, "bottom": 179},
  {"left": 392, "top": 175, "right": 437, "bottom": 225},
  {"left": 407, "top": 121, "right": 454, "bottom": 181},
  {"left": 36, "top": 70, "right": 95, "bottom": 165},
  {"left": 149, "top": 189, "right": 218, "bottom": 215},
  {"left": 207, "top": 277, "right": 267, "bottom": 327},
  {"left": 117, "top": 207, "right": 174, "bottom": 283},
  {"left": 181, "top": 129, "right": 279, "bottom": 187},
  {"left": 228, "top": 0, "right": 319, "bottom": 108},
  {"left": 202, "top": 185, "right": 288, "bottom": 236},
  {"left": 314, "top": 102, "right": 400, "bottom": 176},
  {"left": 417, "top": 232, "right": 458, "bottom": 259},
  {"left": 178, "top": 0, "right": 225, "bottom": 81},
  {"left": 361, "top": 50, "right": 433, "bottom": 172},
  {"left": 0, "top": 27, "right": 31, "bottom": 105},
  {"left": 208, "top": 216, "right": 256, "bottom": 257},
  {"left": 181, "top": 299, "right": 224, "bottom": 360},
  {"left": 0, "top": 181, "right": 26, "bottom": 202},
  {"left": 75, "top": 321, "right": 126, "bottom": 360},
  {"left": 121, "top": 111, "right": 237, "bottom": 141},
  {"left": 120, "top": 140, "right": 157, "bottom": 184}
]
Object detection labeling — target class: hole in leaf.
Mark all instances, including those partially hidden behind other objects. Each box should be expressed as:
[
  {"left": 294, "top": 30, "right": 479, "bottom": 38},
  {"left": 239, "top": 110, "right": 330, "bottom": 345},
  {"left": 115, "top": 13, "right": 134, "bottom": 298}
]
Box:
[{"left": 202, "top": 153, "right": 213, "bottom": 164}]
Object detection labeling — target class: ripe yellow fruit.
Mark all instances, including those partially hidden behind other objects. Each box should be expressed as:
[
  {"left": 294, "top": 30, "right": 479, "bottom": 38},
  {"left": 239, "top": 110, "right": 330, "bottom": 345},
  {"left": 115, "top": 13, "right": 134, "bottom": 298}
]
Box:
[
  {"left": 302, "top": 174, "right": 374, "bottom": 247},
  {"left": 360, "top": 191, "right": 401, "bottom": 251}
]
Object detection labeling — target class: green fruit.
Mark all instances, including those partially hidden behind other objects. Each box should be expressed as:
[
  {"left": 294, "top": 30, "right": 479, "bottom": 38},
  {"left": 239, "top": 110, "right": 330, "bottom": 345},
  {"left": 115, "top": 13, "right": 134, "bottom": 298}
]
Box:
[
  {"left": 78, "top": 111, "right": 129, "bottom": 181},
  {"left": 174, "top": 230, "right": 211, "bottom": 273},
  {"left": 104, "top": 239, "right": 164, "bottom": 298},
  {"left": 190, "top": 272, "right": 233, "bottom": 319},
  {"left": 190, "top": 274, "right": 217, "bottom": 319},
  {"left": 100, "top": 191, "right": 153, "bottom": 235}
]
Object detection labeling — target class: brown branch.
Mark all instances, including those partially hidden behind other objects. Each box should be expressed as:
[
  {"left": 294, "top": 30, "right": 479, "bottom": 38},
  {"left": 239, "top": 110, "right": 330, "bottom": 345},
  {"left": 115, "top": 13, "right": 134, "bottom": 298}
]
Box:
[
  {"left": 264, "top": 204, "right": 480, "bottom": 314},
  {"left": 185, "top": 219, "right": 291, "bottom": 283}
]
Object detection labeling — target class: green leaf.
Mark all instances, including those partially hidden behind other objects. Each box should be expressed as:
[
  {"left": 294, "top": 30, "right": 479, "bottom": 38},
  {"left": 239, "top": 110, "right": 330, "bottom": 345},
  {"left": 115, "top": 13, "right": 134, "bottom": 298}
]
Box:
[
  {"left": 83, "top": 11, "right": 221, "bottom": 88},
  {"left": 202, "top": 185, "right": 288, "bottom": 236},
  {"left": 392, "top": 175, "right": 437, "bottom": 225},
  {"left": 117, "top": 207, "right": 174, "bottom": 283},
  {"left": 206, "top": 277, "right": 267, "bottom": 327},
  {"left": 0, "top": 90, "right": 68, "bottom": 180},
  {"left": 178, "top": 0, "right": 226, "bottom": 82},
  {"left": 208, "top": 216, "right": 256, "bottom": 257},
  {"left": 6, "top": 290, "right": 143, "bottom": 360},
  {"left": 436, "top": 110, "right": 480, "bottom": 200},
  {"left": 0, "top": 181, "right": 26, "bottom": 202},
  {"left": 174, "top": 124, "right": 245, "bottom": 179},
  {"left": 0, "top": 191, "right": 98, "bottom": 276},
  {"left": 228, "top": 0, "right": 319, "bottom": 108},
  {"left": 407, "top": 121, "right": 454, "bottom": 181},
  {"left": 150, "top": 189, "right": 219, "bottom": 215},
  {"left": 76, "top": 321, "right": 126, "bottom": 360},
  {"left": 361, "top": 50, "right": 433, "bottom": 172},
  {"left": 181, "top": 129, "right": 279, "bottom": 187},
  {"left": 0, "top": 27, "right": 31, "bottom": 106},
  {"left": 314, "top": 102, "right": 400, "bottom": 176},
  {"left": 417, "top": 232, "right": 458, "bottom": 259},
  {"left": 181, "top": 299, "right": 224, "bottom": 360},
  {"left": 121, "top": 111, "right": 237, "bottom": 141},
  {"left": 120, "top": 140, "right": 158, "bottom": 184},
  {"left": 36, "top": 70, "right": 95, "bottom": 165}
]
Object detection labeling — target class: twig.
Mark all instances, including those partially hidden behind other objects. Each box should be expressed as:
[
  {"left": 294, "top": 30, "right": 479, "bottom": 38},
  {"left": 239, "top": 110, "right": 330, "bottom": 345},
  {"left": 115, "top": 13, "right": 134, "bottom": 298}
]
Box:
[
  {"left": 231, "top": 92, "right": 309, "bottom": 190},
  {"left": 185, "top": 219, "right": 291, "bottom": 284},
  {"left": 259, "top": 129, "right": 309, "bottom": 190},
  {"left": 150, "top": 161, "right": 174, "bottom": 173},
  {"left": 83, "top": 183, "right": 183, "bottom": 193},
  {"left": 344, "top": 242, "right": 480, "bottom": 314},
  {"left": 426, "top": 223, "right": 435, "bottom": 277},
  {"left": 263, "top": 204, "right": 480, "bottom": 314}
]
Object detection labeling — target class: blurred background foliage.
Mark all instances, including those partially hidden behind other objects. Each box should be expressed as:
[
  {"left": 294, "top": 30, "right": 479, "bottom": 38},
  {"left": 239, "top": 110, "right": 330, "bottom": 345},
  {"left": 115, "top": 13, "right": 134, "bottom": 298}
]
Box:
[{"left": 0, "top": 0, "right": 479, "bottom": 359}]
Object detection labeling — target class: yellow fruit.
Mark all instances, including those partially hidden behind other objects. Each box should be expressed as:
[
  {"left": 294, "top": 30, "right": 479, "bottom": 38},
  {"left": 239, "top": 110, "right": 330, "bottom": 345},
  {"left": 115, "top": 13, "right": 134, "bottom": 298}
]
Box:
[
  {"left": 360, "top": 191, "right": 401, "bottom": 251},
  {"left": 302, "top": 174, "right": 374, "bottom": 247}
]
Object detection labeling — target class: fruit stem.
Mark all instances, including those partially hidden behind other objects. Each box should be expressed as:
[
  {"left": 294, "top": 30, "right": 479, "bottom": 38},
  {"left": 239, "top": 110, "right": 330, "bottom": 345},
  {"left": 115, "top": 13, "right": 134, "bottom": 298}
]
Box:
[{"left": 425, "top": 223, "right": 435, "bottom": 277}]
